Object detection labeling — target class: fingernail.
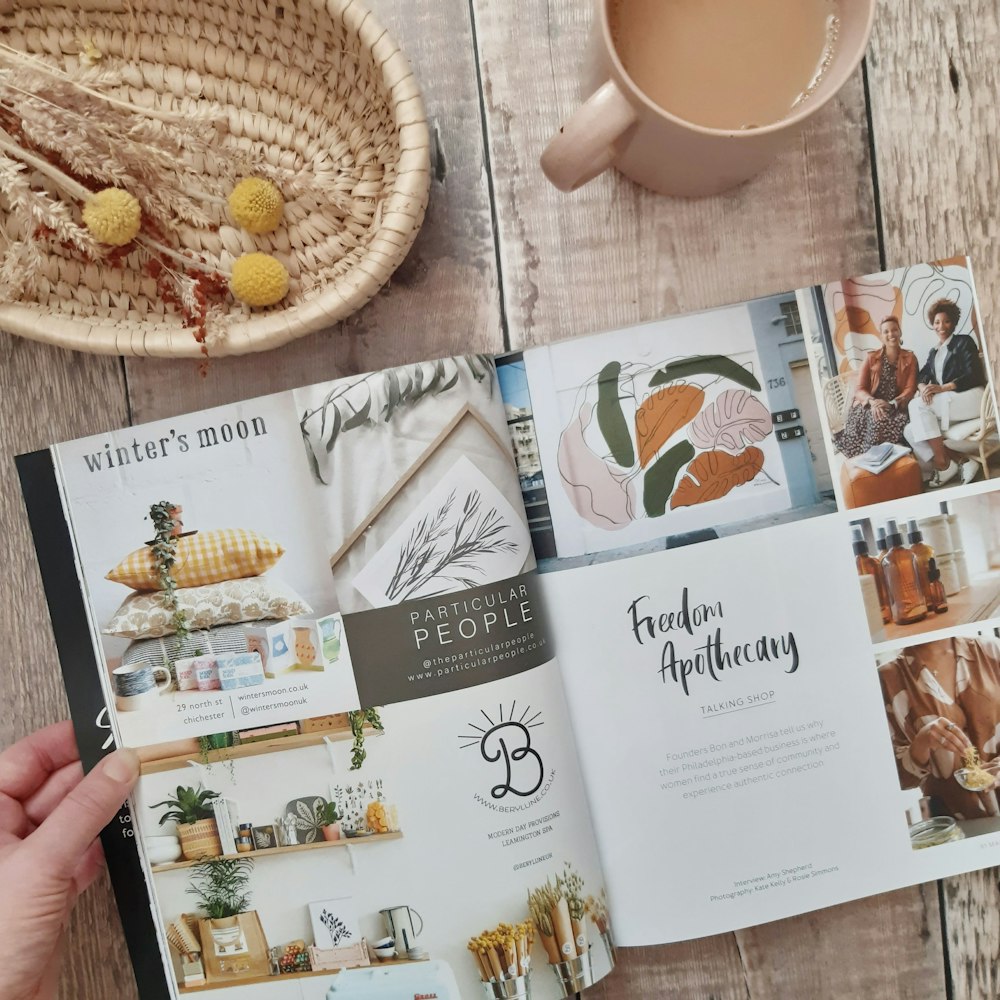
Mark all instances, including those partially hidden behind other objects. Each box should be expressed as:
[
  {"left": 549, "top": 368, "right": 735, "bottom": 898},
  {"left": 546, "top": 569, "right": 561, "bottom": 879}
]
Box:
[{"left": 103, "top": 748, "right": 140, "bottom": 784}]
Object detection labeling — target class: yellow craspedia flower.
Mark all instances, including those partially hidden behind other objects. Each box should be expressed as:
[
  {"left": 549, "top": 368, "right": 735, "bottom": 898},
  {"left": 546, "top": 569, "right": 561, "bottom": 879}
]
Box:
[
  {"left": 227, "top": 178, "right": 284, "bottom": 234},
  {"left": 230, "top": 252, "right": 289, "bottom": 307},
  {"left": 82, "top": 188, "right": 141, "bottom": 246}
]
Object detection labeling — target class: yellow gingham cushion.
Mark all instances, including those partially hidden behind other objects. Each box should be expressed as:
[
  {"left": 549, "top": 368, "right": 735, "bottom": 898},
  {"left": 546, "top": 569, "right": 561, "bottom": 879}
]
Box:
[{"left": 106, "top": 529, "right": 284, "bottom": 591}]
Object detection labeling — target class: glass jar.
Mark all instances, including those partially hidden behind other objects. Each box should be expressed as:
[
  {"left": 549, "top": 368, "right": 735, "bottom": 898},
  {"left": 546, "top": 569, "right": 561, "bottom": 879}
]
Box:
[
  {"left": 237, "top": 822, "right": 255, "bottom": 853},
  {"left": 909, "top": 816, "right": 964, "bottom": 850}
]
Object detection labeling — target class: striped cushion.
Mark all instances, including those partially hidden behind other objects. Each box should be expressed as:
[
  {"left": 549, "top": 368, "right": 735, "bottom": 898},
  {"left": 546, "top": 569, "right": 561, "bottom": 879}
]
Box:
[
  {"left": 121, "top": 623, "right": 252, "bottom": 670},
  {"left": 106, "top": 529, "right": 284, "bottom": 591}
]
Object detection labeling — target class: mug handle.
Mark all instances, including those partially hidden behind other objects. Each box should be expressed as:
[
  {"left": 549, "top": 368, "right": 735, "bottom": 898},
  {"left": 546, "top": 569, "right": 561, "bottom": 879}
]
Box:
[
  {"left": 153, "top": 666, "right": 174, "bottom": 694},
  {"left": 411, "top": 907, "right": 424, "bottom": 936},
  {"left": 540, "top": 80, "right": 638, "bottom": 191}
]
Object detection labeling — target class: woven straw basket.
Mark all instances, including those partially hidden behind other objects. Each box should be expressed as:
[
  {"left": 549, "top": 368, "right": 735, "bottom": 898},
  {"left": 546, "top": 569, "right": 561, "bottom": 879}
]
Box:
[{"left": 0, "top": 0, "right": 430, "bottom": 356}]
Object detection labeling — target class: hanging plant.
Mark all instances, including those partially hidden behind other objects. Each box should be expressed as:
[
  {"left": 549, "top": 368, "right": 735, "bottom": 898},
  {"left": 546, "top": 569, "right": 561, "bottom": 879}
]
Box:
[
  {"left": 347, "top": 708, "right": 384, "bottom": 770},
  {"left": 149, "top": 500, "right": 190, "bottom": 644}
]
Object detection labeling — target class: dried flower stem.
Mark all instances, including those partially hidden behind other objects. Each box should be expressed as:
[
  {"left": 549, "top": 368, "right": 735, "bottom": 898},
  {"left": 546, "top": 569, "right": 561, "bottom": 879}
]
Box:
[
  {"left": 0, "top": 126, "right": 90, "bottom": 201},
  {"left": 0, "top": 43, "right": 195, "bottom": 124},
  {"left": 139, "top": 235, "right": 225, "bottom": 275}
]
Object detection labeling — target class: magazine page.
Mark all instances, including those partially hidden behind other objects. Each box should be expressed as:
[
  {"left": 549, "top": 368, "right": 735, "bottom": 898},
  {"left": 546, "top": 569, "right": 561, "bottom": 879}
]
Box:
[
  {"left": 502, "top": 256, "right": 1000, "bottom": 944},
  {"left": 32, "top": 356, "right": 617, "bottom": 999}
]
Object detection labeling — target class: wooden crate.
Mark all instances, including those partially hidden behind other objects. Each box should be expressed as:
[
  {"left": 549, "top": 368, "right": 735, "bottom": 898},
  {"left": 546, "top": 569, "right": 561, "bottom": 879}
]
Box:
[{"left": 308, "top": 939, "right": 371, "bottom": 971}]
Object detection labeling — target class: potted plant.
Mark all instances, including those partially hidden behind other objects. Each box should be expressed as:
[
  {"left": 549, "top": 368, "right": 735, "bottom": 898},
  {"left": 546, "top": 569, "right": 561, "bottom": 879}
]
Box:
[
  {"left": 151, "top": 785, "right": 223, "bottom": 860},
  {"left": 318, "top": 800, "right": 342, "bottom": 842},
  {"left": 187, "top": 856, "right": 254, "bottom": 950}
]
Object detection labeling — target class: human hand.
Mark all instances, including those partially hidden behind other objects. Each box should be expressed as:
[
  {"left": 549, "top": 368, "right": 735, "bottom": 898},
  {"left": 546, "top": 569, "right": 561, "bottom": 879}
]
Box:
[
  {"left": 870, "top": 399, "right": 890, "bottom": 418},
  {"left": 977, "top": 760, "right": 1000, "bottom": 790},
  {"left": 911, "top": 716, "right": 973, "bottom": 768},
  {"left": 0, "top": 721, "right": 139, "bottom": 1000},
  {"left": 920, "top": 384, "right": 940, "bottom": 404}
]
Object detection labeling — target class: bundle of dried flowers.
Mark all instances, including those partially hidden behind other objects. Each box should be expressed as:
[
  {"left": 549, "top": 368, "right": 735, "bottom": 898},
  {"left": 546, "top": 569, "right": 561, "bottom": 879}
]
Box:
[{"left": 0, "top": 43, "right": 316, "bottom": 355}]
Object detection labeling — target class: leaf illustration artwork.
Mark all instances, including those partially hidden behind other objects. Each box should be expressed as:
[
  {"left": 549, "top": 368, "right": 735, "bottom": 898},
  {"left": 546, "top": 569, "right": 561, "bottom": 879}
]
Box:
[
  {"left": 284, "top": 796, "right": 328, "bottom": 844},
  {"left": 320, "top": 911, "right": 352, "bottom": 946},
  {"left": 635, "top": 383, "right": 704, "bottom": 467},
  {"left": 556, "top": 353, "right": 777, "bottom": 534},
  {"left": 649, "top": 355, "right": 762, "bottom": 392},
  {"left": 352, "top": 457, "right": 531, "bottom": 608},
  {"left": 595, "top": 361, "right": 635, "bottom": 467},
  {"left": 644, "top": 440, "right": 696, "bottom": 517},
  {"left": 383, "top": 489, "right": 520, "bottom": 602},
  {"left": 670, "top": 448, "right": 765, "bottom": 509},
  {"left": 688, "top": 389, "right": 772, "bottom": 452},
  {"left": 557, "top": 395, "right": 637, "bottom": 530}
]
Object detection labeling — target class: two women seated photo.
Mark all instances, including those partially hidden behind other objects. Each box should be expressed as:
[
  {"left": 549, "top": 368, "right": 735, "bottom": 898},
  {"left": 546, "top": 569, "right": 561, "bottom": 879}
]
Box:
[{"left": 834, "top": 298, "right": 987, "bottom": 489}]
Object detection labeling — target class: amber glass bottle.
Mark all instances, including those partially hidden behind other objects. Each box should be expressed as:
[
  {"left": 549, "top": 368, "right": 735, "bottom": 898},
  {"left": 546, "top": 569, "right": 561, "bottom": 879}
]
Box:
[
  {"left": 852, "top": 525, "right": 890, "bottom": 624},
  {"left": 926, "top": 557, "right": 948, "bottom": 614},
  {"left": 875, "top": 526, "right": 889, "bottom": 564},
  {"left": 881, "top": 520, "right": 928, "bottom": 625},
  {"left": 907, "top": 520, "right": 934, "bottom": 604}
]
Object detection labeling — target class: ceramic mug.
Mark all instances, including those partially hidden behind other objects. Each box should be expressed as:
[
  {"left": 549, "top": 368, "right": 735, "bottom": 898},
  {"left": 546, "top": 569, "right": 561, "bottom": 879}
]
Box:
[
  {"left": 113, "top": 663, "right": 173, "bottom": 711},
  {"left": 540, "top": 0, "right": 876, "bottom": 197}
]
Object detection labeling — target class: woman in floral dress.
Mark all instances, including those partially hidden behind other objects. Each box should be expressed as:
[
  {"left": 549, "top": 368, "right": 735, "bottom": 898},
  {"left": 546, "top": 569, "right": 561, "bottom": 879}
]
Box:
[{"left": 834, "top": 315, "right": 917, "bottom": 458}]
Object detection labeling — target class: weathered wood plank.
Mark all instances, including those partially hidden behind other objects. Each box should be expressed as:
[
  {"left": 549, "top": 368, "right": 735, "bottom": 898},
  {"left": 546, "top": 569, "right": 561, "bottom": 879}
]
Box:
[
  {"left": 867, "top": 0, "right": 1000, "bottom": 331},
  {"left": 124, "top": 0, "right": 502, "bottom": 422},
  {"left": 736, "top": 887, "right": 945, "bottom": 999},
  {"left": 0, "top": 337, "right": 138, "bottom": 999},
  {"left": 586, "top": 935, "right": 749, "bottom": 1000},
  {"left": 867, "top": 4, "right": 1000, "bottom": 997},
  {"left": 470, "top": 0, "right": 880, "bottom": 350},
  {"left": 941, "top": 870, "right": 1000, "bottom": 999}
]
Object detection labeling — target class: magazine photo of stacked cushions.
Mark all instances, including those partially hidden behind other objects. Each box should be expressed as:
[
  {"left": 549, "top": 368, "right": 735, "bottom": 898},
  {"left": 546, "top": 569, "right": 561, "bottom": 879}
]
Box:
[{"left": 104, "top": 516, "right": 312, "bottom": 738}]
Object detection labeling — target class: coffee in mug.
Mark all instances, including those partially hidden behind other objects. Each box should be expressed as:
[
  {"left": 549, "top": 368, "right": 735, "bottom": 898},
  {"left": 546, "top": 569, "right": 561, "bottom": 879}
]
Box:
[
  {"left": 540, "top": 0, "right": 874, "bottom": 196},
  {"left": 113, "top": 663, "right": 173, "bottom": 712},
  {"left": 609, "top": 0, "right": 840, "bottom": 130}
]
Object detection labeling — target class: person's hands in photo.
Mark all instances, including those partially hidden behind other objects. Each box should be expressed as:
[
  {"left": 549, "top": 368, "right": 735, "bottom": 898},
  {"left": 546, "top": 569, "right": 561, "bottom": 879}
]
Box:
[
  {"left": 0, "top": 721, "right": 139, "bottom": 1000},
  {"left": 981, "top": 759, "right": 1000, "bottom": 790},
  {"left": 869, "top": 398, "right": 890, "bottom": 418},
  {"left": 919, "top": 383, "right": 940, "bottom": 404},
  {"left": 910, "top": 716, "right": 973, "bottom": 770}
]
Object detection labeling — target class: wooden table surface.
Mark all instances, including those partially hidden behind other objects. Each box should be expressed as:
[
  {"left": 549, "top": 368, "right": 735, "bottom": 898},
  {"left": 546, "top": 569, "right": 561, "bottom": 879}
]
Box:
[{"left": 2, "top": 0, "right": 998, "bottom": 997}]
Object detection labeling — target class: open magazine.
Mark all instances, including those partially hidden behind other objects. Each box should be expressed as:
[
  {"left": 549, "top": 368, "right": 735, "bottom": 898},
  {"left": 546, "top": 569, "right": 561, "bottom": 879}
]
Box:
[{"left": 17, "top": 255, "right": 1000, "bottom": 1000}]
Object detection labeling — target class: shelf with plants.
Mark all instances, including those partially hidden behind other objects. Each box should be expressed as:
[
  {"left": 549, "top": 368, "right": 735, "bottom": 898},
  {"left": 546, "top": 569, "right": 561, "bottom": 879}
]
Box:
[
  {"left": 152, "top": 832, "right": 404, "bottom": 872},
  {"left": 176, "top": 956, "right": 427, "bottom": 993},
  {"left": 141, "top": 726, "right": 383, "bottom": 775}
]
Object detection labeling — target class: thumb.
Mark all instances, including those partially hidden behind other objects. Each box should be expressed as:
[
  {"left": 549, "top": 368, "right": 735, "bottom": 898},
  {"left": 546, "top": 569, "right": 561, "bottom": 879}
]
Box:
[{"left": 26, "top": 748, "right": 139, "bottom": 881}]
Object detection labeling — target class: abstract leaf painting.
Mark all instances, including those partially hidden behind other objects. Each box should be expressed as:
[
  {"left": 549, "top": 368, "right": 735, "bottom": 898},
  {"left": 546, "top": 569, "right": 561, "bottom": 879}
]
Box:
[
  {"left": 688, "top": 390, "right": 771, "bottom": 452},
  {"left": 556, "top": 355, "right": 779, "bottom": 530},
  {"left": 352, "top": 456, "right": 530, "bottom": 607}
]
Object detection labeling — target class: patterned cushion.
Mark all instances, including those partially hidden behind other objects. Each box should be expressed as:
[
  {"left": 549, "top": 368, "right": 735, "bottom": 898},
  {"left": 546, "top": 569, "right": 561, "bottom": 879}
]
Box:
[
  {"left": 106, "top": 529, "right": 284, "bottom": 591},
  {"left": 121, "top": 623, "right": 252, "bottom": 670},
  {"left": 104, "top": 577, "right": 311, "bottom": 639}
]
